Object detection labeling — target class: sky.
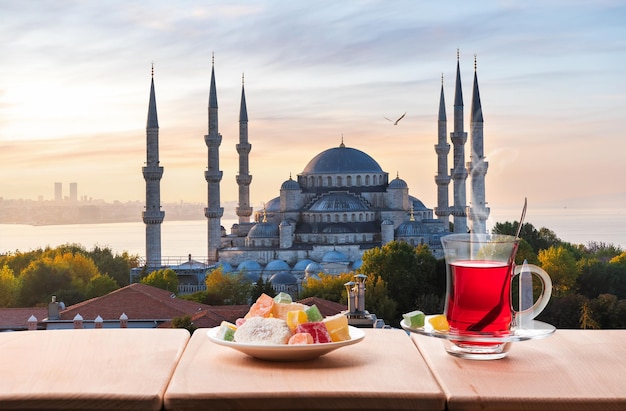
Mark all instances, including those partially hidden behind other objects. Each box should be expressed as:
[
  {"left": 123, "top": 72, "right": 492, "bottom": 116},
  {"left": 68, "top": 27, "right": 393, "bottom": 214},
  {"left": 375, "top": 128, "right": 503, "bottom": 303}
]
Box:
[{"left": 1, "top": 0, "right": 625, "bottom": 214}]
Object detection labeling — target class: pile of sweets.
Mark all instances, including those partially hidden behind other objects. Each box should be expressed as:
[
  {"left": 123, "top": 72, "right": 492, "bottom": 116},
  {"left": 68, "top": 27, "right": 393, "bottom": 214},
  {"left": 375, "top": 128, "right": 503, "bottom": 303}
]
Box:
[{"left": 216, "top": 292, "right": 351, "bottom": 345}]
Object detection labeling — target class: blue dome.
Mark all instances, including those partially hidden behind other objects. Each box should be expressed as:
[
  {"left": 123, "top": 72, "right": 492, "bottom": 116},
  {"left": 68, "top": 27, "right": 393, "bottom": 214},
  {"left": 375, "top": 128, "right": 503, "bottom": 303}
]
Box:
[
  {"left": 281, "top": 177, "right": 301, "bottom": 190},
  {"left": 270, "top": 271, "right": 298, "bottom": 285},
  {"left": 305, "top": 262, "right": 323, "bottom": 274},
  {"left": 293, "top": 259, "right": 314, "bottom": 271},
  {"left": 248, "top": 221, "right": 279, "bottom": 238},
  {"left": 265, "top": 259, "right": 291, "bottom": 271},
  {"left": 264, "top": 197, "right": 280, "bottom": 212},
  {"left": 216, "top": 261, "right": 233, "bottom": 273},
  {"left": 302, "top": 145, "right": 383, "bottom": 174},
  {"left": 237, "top": 260, "right": 262, "bottom": 273},
  {"left": 389, "top": 177, "right": 408, "bottom": 189},
  {"left": 396, "top": 221, "right": 426, "bottom": 237},
  {"left": 409, "top": 196, "right": 428, "bottom": 210},
  {"left": 351, "top": 259, "right": 363, "bottom": 270},
  {"left": 322, "top": 250, "right": 348, "bottom": 263},
  {"left": 309, "top": 192, "right": 369, "bottom": 212}
]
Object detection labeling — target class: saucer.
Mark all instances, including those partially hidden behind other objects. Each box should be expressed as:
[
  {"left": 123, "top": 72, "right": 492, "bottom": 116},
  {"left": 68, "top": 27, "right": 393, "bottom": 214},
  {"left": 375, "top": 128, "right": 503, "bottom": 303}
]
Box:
[{"left": 401, "top": 314, "right": 556, "bottom": 343}]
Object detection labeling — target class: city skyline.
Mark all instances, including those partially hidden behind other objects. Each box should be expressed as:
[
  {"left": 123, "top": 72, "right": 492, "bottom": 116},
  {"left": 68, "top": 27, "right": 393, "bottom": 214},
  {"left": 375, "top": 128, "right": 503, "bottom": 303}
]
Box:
[{"left": 1, "top": 1, "right": 625, "bottom": 212}]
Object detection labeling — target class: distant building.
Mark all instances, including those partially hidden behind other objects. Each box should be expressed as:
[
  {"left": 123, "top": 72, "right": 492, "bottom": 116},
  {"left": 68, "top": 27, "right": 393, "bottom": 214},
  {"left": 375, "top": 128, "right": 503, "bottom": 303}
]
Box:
[{"left": 54, "top": 182, "right": 62, "bottom": 202}]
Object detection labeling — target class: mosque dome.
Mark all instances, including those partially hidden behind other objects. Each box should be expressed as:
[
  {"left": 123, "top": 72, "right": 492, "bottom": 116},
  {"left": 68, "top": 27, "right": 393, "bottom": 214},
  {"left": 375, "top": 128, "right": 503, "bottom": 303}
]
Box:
[
  {"left": 216, "top": 261, "right": 233, "bottom": 273},
  {"left": 280, "top": 177, "right": 301, "bottom": 190},
  {"left": 389, "top": 176, "right": 408, "bottom": 189},
  {"left": 351, "top": 258, "right": 363, "bottom": 270},
  {"left": 410, "top": 196, "right": 428, "bottom": 210},
  {"left": 301, "top": 145, "right": 383, "bottom": 175},
  {"left": 396, "top": 220, "right": 426, "bottom": 237},
  {"left": 237, "top": 260, "right": 262, "bottom": 273},
  {"left": 264, "top": 197, "right": 280, "bottom": 212},
  {"left": 293, "top": 259, "right": 314, "bottom": 271},
  {"left": 322, "top": 250, "right": 349, "bottom": 263},
  {"left": 264, "top": 259, "right": 291, "bottom": 272},
  {"left": 309, "top": 192, "right": 369, "bottom": 212},
  {"left": 305, "top": 262, "right": 323, "bottom": 277},
  {"left": 270, "top": 271, "right": 298, "bottom": 285},
  {"left": 248, "top": 221, "right": 279, "bottom": 238}
]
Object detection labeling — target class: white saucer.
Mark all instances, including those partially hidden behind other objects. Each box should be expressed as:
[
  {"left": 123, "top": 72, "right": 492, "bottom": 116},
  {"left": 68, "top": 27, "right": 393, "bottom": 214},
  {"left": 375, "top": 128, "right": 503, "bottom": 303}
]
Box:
[{"left": 401, "top": 314, "right": 556, "bottom": 343}]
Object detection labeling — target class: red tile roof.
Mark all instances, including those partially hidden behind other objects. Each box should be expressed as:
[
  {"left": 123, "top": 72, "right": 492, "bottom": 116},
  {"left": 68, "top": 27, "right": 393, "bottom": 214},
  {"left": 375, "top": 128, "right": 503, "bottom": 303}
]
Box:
[
  {"left": 59, "top": 283, "right": 211, "bottom": 321},
  {"left": 0, "top": 307, "right": 47, "bottom": 330}
]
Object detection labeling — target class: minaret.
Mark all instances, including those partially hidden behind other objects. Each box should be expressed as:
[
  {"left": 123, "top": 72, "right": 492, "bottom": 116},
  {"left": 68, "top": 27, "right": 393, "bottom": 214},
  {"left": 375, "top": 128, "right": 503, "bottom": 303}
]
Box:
[
  {"left": 142, "top": 64, "right": 164, "bottom": 270},
  {"left": 434, "top": 74, "right": 451, "bottom": 225},
  {"left": 205, "top": 55, "right": 224, "bottom": 262},
  {"left": 450, "top": 50, "right": 468, "bottom": 233},
  {"left": 236, "top": 73, "right": 253, "bottom": 224},
  {"left": 467, "top": 54, "right": 490, "bottom": 233}
]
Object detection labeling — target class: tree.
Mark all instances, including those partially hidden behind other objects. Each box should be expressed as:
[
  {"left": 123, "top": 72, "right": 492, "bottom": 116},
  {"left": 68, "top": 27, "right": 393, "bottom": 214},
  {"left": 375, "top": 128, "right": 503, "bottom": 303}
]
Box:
[
  {"left": 0, "top": 265, "right": 20, "bottom": 307},
  {"left": 171, "top": 315, "right": 197, "bottom": 334},
  {"left": 85, "top": 274, "right": 120, "bottom": 299},
  {"left": 87, "top": 246, "right": 138, "bottom": 287},
  {"left": 251, "top": 276, "right": 275, "bottom": 302},
  {"left": 204, "top": 268, "right": 252, "bottom": 305},
  {"left": 588, "top": 294, "right": 621, "bottom": 329},
  {"left": 538, "top": 245, "right": 578, "bottom": 297},
  {"left": 360, "top": 241, "right": 427, "bottom": 324},
  {"left": 364, "top": 275, "right": 397, "bottom": 324},
  {"left": 300, "top": 273, "right": 353, "bottom": 303},
  {"left": 19, "top": 258, "right": 73, "bottom": 307},
  {"left": 141, "top": 268, "right": 179, "bottom": 293}
]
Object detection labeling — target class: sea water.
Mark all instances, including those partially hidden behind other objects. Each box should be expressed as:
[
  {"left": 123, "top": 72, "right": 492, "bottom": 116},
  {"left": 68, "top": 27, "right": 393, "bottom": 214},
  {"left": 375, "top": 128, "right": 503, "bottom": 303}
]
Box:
[{"left": 1, "top": 208, "right": 624, "bottom": 257}]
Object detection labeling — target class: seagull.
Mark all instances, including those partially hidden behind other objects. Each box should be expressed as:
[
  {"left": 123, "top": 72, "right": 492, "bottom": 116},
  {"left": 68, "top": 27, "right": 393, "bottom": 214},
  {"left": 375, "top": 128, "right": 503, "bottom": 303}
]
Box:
[{"left": 384, "top": 112, "right": 406, "bottom": 125}]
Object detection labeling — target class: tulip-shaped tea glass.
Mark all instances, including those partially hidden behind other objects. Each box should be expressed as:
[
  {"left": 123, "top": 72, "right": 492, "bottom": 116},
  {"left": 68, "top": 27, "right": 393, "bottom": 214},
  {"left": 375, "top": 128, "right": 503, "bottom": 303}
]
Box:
[{"left": 440, "top": 233, "right": 552, "bottom": 359}]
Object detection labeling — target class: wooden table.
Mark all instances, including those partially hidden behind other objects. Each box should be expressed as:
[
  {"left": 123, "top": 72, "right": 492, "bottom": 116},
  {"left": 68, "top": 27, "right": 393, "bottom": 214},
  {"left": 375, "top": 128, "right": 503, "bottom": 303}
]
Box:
[
  {"left": 411, "top": 330, "right": 626, "bottom": 411},
  {"left": 0, "top": 328, "right": 190, "bottom": 411},
  {"left": 164, "top": 328, "right": 445, "bottom": 410}
]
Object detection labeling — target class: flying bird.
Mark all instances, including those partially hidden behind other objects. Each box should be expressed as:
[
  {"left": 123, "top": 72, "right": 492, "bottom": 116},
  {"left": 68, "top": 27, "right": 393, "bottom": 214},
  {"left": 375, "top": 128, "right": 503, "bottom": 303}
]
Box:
[{"left": 385, "top": 112, "right": 406, "bottom": 125}]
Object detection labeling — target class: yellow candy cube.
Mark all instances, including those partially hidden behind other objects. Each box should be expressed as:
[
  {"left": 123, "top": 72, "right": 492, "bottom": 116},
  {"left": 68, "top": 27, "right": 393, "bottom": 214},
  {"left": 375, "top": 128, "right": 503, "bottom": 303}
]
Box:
[
  {"left": 286, "top": 309, "right": 308, "bottom": 330},
  {"left": 323, "top": 313, "right": 351, "bottom": 342},
  {"left": 429, "top": 315, "right": 450, "bottom": 332}
]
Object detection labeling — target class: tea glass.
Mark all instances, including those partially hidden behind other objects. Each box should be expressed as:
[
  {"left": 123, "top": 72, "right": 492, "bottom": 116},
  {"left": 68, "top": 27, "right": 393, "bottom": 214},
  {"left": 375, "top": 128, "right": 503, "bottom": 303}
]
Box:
[{"left": 440, "top": 233, "right": 552, "bottom": 360}]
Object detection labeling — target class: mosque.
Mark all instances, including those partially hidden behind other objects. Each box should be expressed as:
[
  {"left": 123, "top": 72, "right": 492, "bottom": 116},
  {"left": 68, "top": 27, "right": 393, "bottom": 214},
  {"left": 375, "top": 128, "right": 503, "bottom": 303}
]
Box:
[{"left": 141, "top": 52, "right": 489, "bottom": 293}]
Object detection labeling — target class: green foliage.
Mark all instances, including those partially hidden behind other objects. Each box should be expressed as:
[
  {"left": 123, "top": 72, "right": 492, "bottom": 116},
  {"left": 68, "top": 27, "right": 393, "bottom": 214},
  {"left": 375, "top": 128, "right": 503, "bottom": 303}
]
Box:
[
  {"left": 140, "top": 268, "right": 179, "bottom": 293},
  {"left": 538, "top": 245, "right": 578, "bottom": 297},
  {"left": 171, "top": 315, "right": 197, "bottom": 334},
  {"left": 300, "top": 273, "right": 353, "bottom": 303},
  {"left": 0, "top": 265, "right": 20, "bottom": 307},
  {"left": 19, "top": 258, "right": 74, "bottom": 307},
  {"left": 85, "top": 274, "right": 120, "bottom": 299},
  {"left": 361, "top": 241, "right": 439, "bottom": 326},
  {"left": 364, "top": 275, "right": 397, "bottom": 323},
  {"left": 251, "top": 276, "right": 275, "bottom": 302},
  {"left": 204, "top": 268, "right": 253, "bottom": 305}
]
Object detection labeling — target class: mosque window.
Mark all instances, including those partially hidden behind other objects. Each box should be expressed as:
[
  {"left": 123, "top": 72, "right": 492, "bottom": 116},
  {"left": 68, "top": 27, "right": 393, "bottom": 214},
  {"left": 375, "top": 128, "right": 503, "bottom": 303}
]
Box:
[
  {"left": 347, "top": 176, "right": 352, "bottom": 186},
  {"left": 358, "top": 213, "right": 363, "bottom": 222},
  {"left": 337, "top": 176, "right": 342, "bottom": 186},
  {"left": 327, "top": 176, "right": 332, "bottom": 186},
  {"left": 356, "top": 175, "right": 362, "bottom": 185},
  {"left": 317, "top": 176, "right": 323, "bottom": 187},
  {"left": 373, "top": 175, "right": 378, "bottom": 185},
  {"left": 365, "top": 175, "right": 370, "bottom": 185},
  {"left": 326, "top": 214, "right": 331, "bottom": 223},
  {"left": 351, "top": 213, "right": 356, "bottom": 222},
  {"left": 309, "top": 176, "right": 315, "bottom": 187},
  {"left": 343, "top": 214, "right": 347, "bottom": 222}
]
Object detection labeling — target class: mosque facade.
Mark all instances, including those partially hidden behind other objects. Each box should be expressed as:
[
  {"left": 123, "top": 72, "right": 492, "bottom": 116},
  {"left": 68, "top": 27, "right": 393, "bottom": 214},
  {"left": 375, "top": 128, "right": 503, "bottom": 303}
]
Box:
[{"left": 142, "top": 52, "right": 488, "bottom": 292}]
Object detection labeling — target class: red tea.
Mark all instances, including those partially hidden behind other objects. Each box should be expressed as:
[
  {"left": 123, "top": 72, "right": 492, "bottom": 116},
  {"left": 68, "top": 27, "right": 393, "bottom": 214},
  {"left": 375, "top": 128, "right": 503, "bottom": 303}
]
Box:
[{"left": 446, "top": 260, "right": 513, "bottom": 334}]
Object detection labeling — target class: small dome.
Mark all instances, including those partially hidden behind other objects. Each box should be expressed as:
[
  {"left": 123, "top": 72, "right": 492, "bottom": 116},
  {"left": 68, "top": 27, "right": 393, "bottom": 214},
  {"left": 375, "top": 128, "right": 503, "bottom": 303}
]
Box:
[
  {"left": 381, "top": 218, "right": 394, "bottom": 225},
  {"left": 265, "top": 259, "right": 291, "bottom": 272},
  {"left": 309, "top": 192, "right": 369, "bottom": 212},
  {"left": 302, "top": 145, "right": 383, "bottom": 175},
  {"left": 248, "top": 221, "right": 279, "bottom": 238},
  {"left": 322, "top": 250, "right": 348, "bottom": 263},
  {"left": 264, "top": 197, "right": 280, "bottom": 212},
  {"left": 215, "top": 261, "right": 233, "bottom": 273},
  {"left": 281, "top": 177, "right": 301, "bottom": 190},
  {"left": 388, "top": 177, "right": 408, "bottom": 189},
  {"left": 396, "top": 220, "right": 426, "bottom": 237},
  {"left": 351, "top": 258, "right": 363, "bottom": 270},
  {"left": 293, "top": 259, "right": 314, "bottom": 271},
  {"left": 237, "top": 260, "right": 262, "bottom": 273},
  {"left": 305, "top": 262, "right": 323, "bottom": 276},
  {"left": 270, "top": 271, "right": 298, "bottom": 285},
  {"left": 409, "top": 196, "right": 428, "bottom": 210}
]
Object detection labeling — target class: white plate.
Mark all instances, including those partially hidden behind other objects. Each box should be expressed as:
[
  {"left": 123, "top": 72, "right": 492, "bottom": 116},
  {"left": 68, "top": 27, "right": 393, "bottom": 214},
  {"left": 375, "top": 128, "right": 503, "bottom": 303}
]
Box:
[
  {"left": 207, "top": 325, "right": 365, "bottom": 361},
  {"left": 401, "top": 314, "right": 556, "bottom": 343}
]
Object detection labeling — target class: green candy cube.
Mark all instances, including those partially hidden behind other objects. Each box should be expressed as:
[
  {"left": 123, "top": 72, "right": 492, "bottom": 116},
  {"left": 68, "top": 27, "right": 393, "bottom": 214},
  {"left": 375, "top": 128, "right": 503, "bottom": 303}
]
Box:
[
  {"left": 273, "top": 292, "right": 293, "bottom": 304},
  {"left": 305, "top": 305, "right": 324, "bottom": 322},
  {"left": 403, "top": 310, "right": 425, "bottom": 328}
]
